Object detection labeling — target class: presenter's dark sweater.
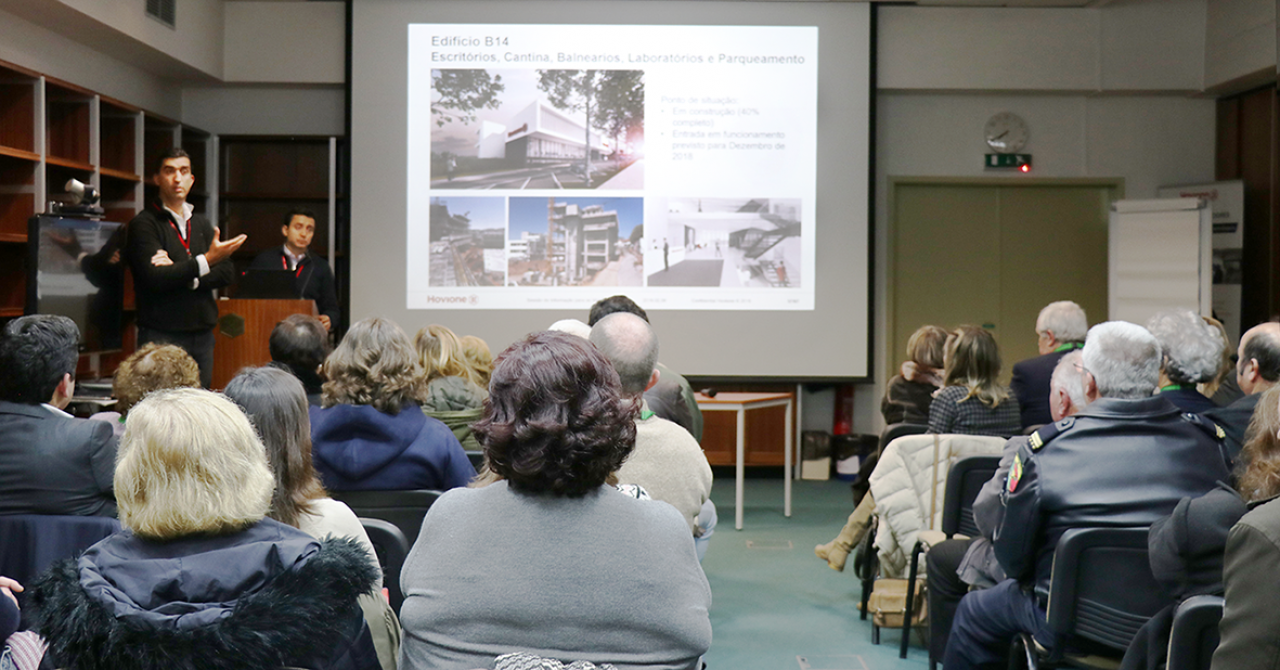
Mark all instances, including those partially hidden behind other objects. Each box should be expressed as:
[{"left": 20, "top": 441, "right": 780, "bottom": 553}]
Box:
[
  {"left": 125, "top": 203, "right": 235, "bottom": 333},
  {"left": 249, "top": 247, "right": 340, "bottom": 324}
]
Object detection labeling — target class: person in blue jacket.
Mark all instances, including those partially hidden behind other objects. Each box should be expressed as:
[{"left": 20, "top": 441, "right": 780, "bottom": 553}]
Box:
[{"left": 310, "top": 317, "right": 476, "bottom": 492}]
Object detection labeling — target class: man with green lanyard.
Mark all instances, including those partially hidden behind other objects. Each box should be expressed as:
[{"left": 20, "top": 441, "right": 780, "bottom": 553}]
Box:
[
  {"left": 589, "top": 312, "right": 715, "bottom": 561},
  {"left": 1010, "top": 300, "right": 1089, "bottom": 431}
]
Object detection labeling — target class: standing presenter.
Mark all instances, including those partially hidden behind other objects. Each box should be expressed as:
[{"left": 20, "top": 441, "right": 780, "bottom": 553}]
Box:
[
  {"left": 126, "top": 148, "right": 246, "bottom": 388},
  {"left": 248, "top": 207, "right": 340, "bottom": 330}
]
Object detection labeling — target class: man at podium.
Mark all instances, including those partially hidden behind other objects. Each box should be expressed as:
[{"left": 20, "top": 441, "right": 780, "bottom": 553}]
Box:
[{"left": 248, "top": 208, "right": 340, "bottom": 330}]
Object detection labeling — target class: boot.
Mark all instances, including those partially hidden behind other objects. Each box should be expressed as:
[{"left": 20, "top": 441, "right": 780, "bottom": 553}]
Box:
[{"left": 814, "top": 493, "right": 875, "bottom": 572}]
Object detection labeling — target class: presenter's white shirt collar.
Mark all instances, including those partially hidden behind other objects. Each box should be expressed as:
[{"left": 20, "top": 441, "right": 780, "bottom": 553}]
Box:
[{"left": 162, "top": 202, "right": 195, "bottom": 237}]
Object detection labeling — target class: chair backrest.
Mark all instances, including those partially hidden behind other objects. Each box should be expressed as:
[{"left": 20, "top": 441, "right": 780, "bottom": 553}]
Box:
[
  {"left": 940, "top": 455, "right": 1001, "bottom": 537},
  {"left": 329, "top": 489, "right": 441, "bottom": 547},
  {"left": 1166, "top": 595, "right": 1224, "bottom": 670},
  {"left": 1046, "top": 527, "right": 1166, "bottom": 657},
  {"left": 359, "top": 517, "right": 411, "bottom": 615},
  {"left": 0, "top": 514, "right": 121, "bottom": 603},
  {"left": 878, "top": 423, "right": 928, "bottom": 454}
]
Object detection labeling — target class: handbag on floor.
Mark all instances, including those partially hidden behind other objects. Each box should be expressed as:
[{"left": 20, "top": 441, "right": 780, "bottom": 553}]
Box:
[{"left": 867, "top": 577, "right": 928, "bottom": 628}]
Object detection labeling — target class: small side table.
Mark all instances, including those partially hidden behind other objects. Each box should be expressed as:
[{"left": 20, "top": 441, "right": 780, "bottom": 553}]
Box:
[{"left": 694, "top": 391, "right": 794, "bottom": 530}]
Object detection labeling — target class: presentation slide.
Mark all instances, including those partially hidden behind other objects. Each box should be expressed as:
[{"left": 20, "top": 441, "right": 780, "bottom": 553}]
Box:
[
  {"left": 408, "top": 24, "right": 817, "bottom": 311},
  {"left": 350, "top": 1, "right": 871, "bottom": 379}
]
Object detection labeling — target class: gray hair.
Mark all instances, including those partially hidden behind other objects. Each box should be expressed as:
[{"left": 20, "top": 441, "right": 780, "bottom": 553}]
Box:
[
  {"left": 589, "top": 312, "right": 659, "bottom": 396},
  {"left": 1037, "top": 301, "right": 1089, "bottom": 344},
  {"left": 548, "top": 318, "right": 592, "bottom": 339},
  {"left": 1146, "top": 309, "right": 1225, "bottom": 385},
  {"left": 1081, "top": 321, "right": 1162, "bottom": 399},
  {"left": 1050, "top": 350, "right": 1087, "bottom": 408}
]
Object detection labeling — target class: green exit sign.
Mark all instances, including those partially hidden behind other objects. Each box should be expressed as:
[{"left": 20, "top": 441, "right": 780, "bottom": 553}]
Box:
[{"left": 985, "top": 153, "right": 1032, "bottom": 169}]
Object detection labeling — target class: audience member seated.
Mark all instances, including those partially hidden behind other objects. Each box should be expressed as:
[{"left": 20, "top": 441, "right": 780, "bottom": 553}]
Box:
[
  {"left": 89, "top": 342, "right": 201, "bottom": 437},
  {"left": 27, "top": 388, "right": 380, "bottom": 670},
  {"left": 459, "top": 334, "right": 493, "bottom": 389},
  {"left": 588, "top": 295, "right": 704, "bottom": 442},
  {"left": 311, "top": 317, "right": 475, "bottom": 491},
  {"left": 269, "top": 314, "right": 332, "bottom": 405},
  {"left": 926, "top": 351, "right": 1085, "bottom": 662},
  {"left": 0, "top": 315, "right": 116, "bottom": 517},
  {"left": 224, "top": 366, "right": 399, "bottom": 670},
  {"left": 1213, "top": 384, "right": 1280, "bottom": 668},
  {"left": 1205, "top": 320, "right": 1280, "bottom": 465},
  {"left": 928, "top": 325, "right": 1021, "bottom": 437},
  {"left": 814, "top": 325, "right": 1019, "bottom": 572},
  {"left": 1120, "top": 479, "right": 1245, "bottom": 670},
  {"left": 590, "top": 313, "right": 715, "bottom": 560},
  {"left": 942, "top": 321, "right": 1229, "bottom": 670},
  {"left": 415, "top": 324, "right": 488, "bottom": 452},
  {"left": 1010, "top": 300, "right": 1088, "bottom": 429},
  {"left": 398, "top": 331, "right": 711, "bottom": 670},
  {"left": 1202, "top": 315, "right": 1243, "bottom": 406},
  {"left": 1146, "top": 309, "right": 1224, "bottom": 413},
  {"left": 1, "top": 574, "right": 44, "bottom": 670},
  {"left": 881, "top": 324, "right": 948, "bottom": 425}
]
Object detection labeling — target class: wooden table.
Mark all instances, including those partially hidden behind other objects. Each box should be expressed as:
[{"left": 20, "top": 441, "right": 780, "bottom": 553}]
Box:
[{"left": 695, "top": 391, "right": 795, "bottom": 530}]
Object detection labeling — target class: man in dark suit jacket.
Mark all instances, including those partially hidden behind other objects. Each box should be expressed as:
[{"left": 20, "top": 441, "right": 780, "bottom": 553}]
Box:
[
  {"left": 248, "top": 207, "right": 340, "bottom": 330},
  {"left": 1010, "top": 300, "right": 1088, "bottom": 430},
  {"left": 1205, "top": 321, "right": 1280, "bottom": 464},
  {"left": 0, "top": 315, "right": 116, "bottom": 517},
  {"left": 125, "top": 148, "right": 246, "bottom": 387}
]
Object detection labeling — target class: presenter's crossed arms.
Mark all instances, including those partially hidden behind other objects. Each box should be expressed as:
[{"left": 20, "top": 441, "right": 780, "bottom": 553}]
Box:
[{"left": 150, "top": 228, "right": 245, "bottom": 268}]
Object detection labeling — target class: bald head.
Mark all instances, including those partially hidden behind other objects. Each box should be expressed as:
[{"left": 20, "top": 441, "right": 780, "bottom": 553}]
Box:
[
  {"left": 1238, "top": 322, "right": 1280, "bottom": 395},
  {"left": 589, "top": 312, "right": 659, "bottom": 396}
]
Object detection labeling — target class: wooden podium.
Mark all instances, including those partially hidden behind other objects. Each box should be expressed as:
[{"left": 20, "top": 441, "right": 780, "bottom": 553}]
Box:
[{"left": 212, "top": 299, "right": 317, "bottom": 389}]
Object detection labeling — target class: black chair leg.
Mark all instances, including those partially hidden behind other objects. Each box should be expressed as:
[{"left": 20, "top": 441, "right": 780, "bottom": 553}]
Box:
[{"left": 901, "top": 540, "right": 924, "bottom": 659}]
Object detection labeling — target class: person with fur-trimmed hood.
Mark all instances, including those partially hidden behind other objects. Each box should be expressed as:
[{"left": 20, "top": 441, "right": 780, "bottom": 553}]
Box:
[{"left": 26, "top": 388, "right": 380, "bottom": 670}]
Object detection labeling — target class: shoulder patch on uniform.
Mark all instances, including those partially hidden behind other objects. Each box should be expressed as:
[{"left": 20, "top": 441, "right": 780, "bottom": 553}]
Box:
[
  {"left": 1028, "top": 417, "right": 1075, "bottom": 452},
  {"left": 1182, "top": 412, "right": 1226, "bottom": 441},
  {"left": 1008, "top": 453, "right": 1024, "bottom": 493}
]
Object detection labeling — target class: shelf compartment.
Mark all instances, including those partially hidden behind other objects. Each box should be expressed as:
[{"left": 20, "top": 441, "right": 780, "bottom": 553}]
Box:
[
  {"left": 0, "top": 192, "right": 33, "bottom": 239},
  {"left": 0, "top": 243, "right": 26, "bottom": 315},
  {"left": 100, "top": 105, "right": 138, "bottom": 176},
  {"left": 99, "top": 166, "right": 141, "bottom": 182},
  {"left": 0, "top": 75, "right": 36, "bottom": 156},
  {"left": 46, "top": 83, "right": 91, "bottom": 167},
  {"left": 221, "top": 139, "right": 329, "bottom": 196}
]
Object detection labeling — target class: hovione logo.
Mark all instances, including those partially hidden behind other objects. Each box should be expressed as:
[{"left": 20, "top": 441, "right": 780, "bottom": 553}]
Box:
[{"left": 426, "top": 295, "right": 470, "bottom": 305}]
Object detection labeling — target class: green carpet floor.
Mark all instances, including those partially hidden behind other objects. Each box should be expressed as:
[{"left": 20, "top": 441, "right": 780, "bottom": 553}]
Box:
[{"left": 700, "top": 475, "right": 930, "bottom": 670}]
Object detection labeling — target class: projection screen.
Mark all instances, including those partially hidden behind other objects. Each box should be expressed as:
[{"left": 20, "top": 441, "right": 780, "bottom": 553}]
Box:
[{"left": 350, "top": 0, "right": 872, "bottom": 379}]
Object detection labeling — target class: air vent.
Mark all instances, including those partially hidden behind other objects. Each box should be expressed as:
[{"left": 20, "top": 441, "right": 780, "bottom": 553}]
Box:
[{"left": 146, "top": 0, "right": 175, "bottom": 28}]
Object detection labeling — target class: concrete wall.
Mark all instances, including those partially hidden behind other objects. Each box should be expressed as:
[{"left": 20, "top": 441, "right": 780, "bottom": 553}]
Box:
[
  {"left": 0, "top": 6, "right": 182, "bottom": 118},
  {"left": 223, "top": 2, "right": 345, "bottom": 84},
  {"left": 1205, "top": 0, "right": 1276, "bottom": 90},
  {"left": 54, "top": 0, "right": 225, "bottom": 79},
  {"left": 181, "top": 86, "right": 344, "bottom": 136}
]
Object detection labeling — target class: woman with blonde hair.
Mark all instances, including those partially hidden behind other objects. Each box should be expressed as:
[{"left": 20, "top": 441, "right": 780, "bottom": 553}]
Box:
[
  {"left": 28, "top": 388, "right": 380, "bottom": 670},
  {"left": 312, "top": 317, "right": 475, "bottom": 491},
  {"left": 415, "top": 324, "right": 488, "bottom": 452},
  {"left": 459, "top": 334, "right": 494, "bottom": 389},
  {"left": 927, "top": 325, "right": 1021, "bottom": 437}
]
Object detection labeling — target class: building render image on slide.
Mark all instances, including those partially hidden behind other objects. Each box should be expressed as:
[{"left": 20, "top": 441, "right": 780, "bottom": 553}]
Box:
[
  {"left": 428, "top": 197, "right": 506, "bottom": 287},
  {"left": 647, "top": 198, "right": 801, "bottom": 288},
  {"left": 508, "top": 197, "right": 642, "bottom": 287},
  {"left": 430, "top": 68, "right": 644, "bottom": 190}
]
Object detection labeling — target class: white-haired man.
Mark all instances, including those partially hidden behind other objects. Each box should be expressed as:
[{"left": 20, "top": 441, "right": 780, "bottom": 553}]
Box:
[
  {"left": 943, "top": 322, "right": 1230, "bottom": 670},
  {"left": 1010, "top": 301, "right": 1088, "bottom": 430},
  {"left": 589, "top": 312, "right": 715, "bottom": 560},
  {"left": 925, "top": 350, "right": 1086, "bottom": 663}
]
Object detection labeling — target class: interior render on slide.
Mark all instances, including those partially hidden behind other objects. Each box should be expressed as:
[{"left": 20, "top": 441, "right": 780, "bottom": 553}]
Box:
[{"left": 646, "top": 198, "right": 801, "bottom": 288}]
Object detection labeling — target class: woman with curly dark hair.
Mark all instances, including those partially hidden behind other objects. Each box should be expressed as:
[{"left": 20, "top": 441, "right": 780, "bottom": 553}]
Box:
[
  {"left": 398, "top": 331, "right": 712, "bottom": 670},
  {"left": 310, "top": 317, "right": 475, "bottom": 492}
]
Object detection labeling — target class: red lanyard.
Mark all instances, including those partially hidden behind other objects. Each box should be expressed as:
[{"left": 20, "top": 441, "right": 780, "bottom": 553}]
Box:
[
  {"left": 281, "top": 254, "right": 304, "bottom": 277},
  {"left": 157, "top": 204, "right": 190, "bottom": 253}
]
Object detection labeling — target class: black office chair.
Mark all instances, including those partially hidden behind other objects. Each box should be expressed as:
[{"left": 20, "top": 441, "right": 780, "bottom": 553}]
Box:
[
  {"left": 901, "top": 455, "right": 1002, "bottom": 660},
  {"left": 857, "top": 514, "right": 880, "bottom": 626},
  {"left": 878, "top": 423, "right": 929, "bottom": 455},
  {"left": 330, "top": 489, "right": 441, "bottom": 547},
  {"left": 1166, "top": 595, "right": 1224, "bottom": 670},
  {"left": 0, "top": 514, "right": 121, "bottom": 606},
  {"left": 359, "top": 517, "right": 411, "bottom": 615},
  {"left": 1009, "top": 527, "right": 1165, "bottom": 670}
]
